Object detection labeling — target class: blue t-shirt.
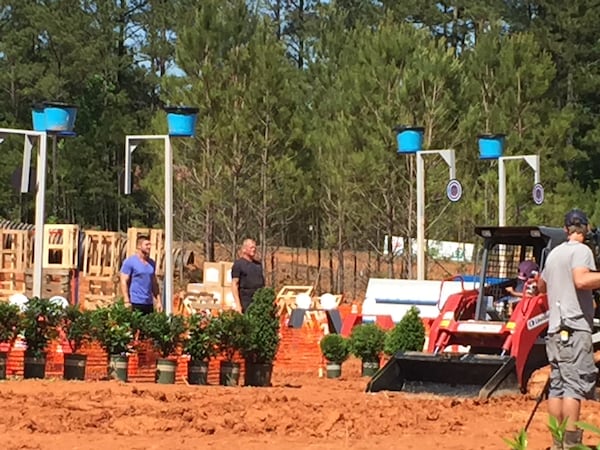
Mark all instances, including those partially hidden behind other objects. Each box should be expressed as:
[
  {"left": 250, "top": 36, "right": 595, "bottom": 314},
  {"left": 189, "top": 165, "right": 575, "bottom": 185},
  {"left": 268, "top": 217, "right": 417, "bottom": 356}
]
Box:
[{"left": 120, "top": 255, "right": 156, "bottom": 305}]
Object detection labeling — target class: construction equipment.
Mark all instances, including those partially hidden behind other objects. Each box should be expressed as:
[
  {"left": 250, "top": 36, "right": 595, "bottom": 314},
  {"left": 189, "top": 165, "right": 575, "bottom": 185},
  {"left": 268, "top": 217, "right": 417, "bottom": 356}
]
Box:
[{"left": 367, "top": 226, "right": 579, "bottom": 398}]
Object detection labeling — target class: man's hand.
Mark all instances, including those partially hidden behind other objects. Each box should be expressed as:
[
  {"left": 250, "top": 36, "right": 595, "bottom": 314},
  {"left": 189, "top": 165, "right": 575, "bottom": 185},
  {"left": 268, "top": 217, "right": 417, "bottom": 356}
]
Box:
[{"left": 154, "top": 298, "right": 163, "bottom": 313}]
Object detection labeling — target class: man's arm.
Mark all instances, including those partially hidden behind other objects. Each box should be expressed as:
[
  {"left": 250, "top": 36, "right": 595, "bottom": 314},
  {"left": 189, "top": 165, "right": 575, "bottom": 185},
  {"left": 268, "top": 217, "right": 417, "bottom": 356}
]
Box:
[
  {"left": 152, "top": 274, "right": 163, "bottom": 312},
  {"left": 231, "top": 278, "right": 243, "bottom": 312},
  {"left": 120, "top": 273, "right": 131, "bottom": 306},
  {"left": 572, "top": 267, "right": 600, "bottom": 290}
]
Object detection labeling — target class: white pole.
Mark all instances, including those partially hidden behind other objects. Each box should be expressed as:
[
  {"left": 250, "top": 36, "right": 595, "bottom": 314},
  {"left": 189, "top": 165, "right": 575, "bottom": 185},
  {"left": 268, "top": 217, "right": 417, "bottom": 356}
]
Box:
[
  {"left": 33, "top": 133, "right": 48, "bottom": 298},
  {"left": 416, "top": 152, "right": 425, "bottom": 281},
  {"left": 164, "top": 137, "right": 173, "bottom": 315},
  {"left": 498, "top": 157, "right": 506, "bottom": 227}
]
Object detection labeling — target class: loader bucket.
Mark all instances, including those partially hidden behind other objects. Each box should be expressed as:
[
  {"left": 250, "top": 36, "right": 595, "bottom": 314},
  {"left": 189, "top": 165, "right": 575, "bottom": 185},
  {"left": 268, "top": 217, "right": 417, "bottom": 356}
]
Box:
[{"left": 366, "top": 351, "right": 519, "bottom": 399}]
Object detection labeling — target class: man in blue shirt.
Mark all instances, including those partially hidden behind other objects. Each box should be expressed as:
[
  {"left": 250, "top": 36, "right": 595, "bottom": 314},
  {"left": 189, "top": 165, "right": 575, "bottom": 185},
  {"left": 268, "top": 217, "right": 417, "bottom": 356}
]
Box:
[{"left": 120, "top": 235, "right": 162, "bottom": 314}]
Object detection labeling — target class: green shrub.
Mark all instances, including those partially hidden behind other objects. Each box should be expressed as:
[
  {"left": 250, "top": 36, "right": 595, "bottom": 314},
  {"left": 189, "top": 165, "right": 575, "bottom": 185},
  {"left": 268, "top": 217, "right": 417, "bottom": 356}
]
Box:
[
  {"left": 0, "top": 302, "right": 21, "bottom": 345},
  {"left": 348, "top": 323, "right": 385, "bottom": 361},
  {"left": 384, "top": 306, "right": 426, "bottom": 356},
  {"left": 91, "top": 300, "right": 142, "bottom": 355},
  {"left": 184, "top": 313, "right": 218, "bottom": 362},
  {"left": 212, "top": 310, "right": 249, "bottom": 362},
  {"left": 242, "top": 287, "right": 281, "bottom": 364},
  {"left": 319, "top": 333, "right": 350, "bottom": 364},
  {"left": 140, "top": 311, "right": 187, "bottom": 358},
  {"left": 21, "top": 297, "right": 63, "bottom": 358},
  {"left": 60, "top": 305, "right": 93, "bottom": 353}
]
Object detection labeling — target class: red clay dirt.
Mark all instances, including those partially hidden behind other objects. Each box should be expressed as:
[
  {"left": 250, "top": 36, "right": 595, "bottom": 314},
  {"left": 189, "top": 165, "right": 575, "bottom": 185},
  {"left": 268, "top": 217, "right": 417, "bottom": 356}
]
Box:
[{"left": 1, "top": 361, "right": 599, "bottom": 450}]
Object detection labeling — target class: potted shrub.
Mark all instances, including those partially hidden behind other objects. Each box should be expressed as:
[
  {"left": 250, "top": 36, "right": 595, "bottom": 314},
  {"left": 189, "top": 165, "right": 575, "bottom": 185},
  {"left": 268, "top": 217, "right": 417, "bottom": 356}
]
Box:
[
  {"left": 348, "top": 323, "right": 386, "bottom": 377},
  {"left": 140, "top": 311, "right": 187, "bottom": 384},
  {"left": 59, "top": 305, "right": 93, "bottom": 381},
  {"left": 0, "top": 302, "right": 22, "bottom": 379},
  {"left": 183, "top": 312, "right": 218, "bottom": 385},
  {"left": 21, "top": 297, "right": 63, "bottom": 379},
  {"left": 384, "top": 306, "right": 426, "bottom": 357},
  {"left": 212, "top": 310, "right": 249, "bottom": 386},
  {"left": 319, "top": 333, "right": 350, "bottom": 378},
  {"left": 242, "top": 287, "right": 280, "bottom": 387},
  {"left": 91, "top": 300, "right": 142, "bottom": 382}
]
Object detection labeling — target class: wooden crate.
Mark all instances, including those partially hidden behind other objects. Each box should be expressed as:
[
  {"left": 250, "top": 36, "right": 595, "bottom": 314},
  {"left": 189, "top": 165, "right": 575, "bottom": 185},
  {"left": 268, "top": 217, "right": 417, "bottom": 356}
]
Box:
[
  {"left": 80, "top": 275, "right": 118, "bottom": 310},
  {"left": 43, "top": 224, "right": 79, "bottom": 269},
  {"left": 275, "top": 285, "right": 314, "bottom": 316},
  {"left": 82, "top": 230, "right": 122, "bottom": 277},
  {"left": 0, "top": 229, "right": 32, "bottom": 272},
  {"left": 126, "top": 228, "right": 165, "bottom": 276}
]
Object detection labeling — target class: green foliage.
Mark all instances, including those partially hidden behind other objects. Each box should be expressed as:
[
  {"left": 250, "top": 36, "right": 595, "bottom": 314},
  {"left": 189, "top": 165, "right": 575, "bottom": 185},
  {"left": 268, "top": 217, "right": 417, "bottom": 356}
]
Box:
[
  {"left": 348, "top": 323, "right": 385, "bottom": 361},
  {"left": 384, "top": 307, "right": 426, "bottom": 356},
  {"left": 319, "top": 333, "right": 350, "bottom": 365},
  {"left": 183, "top": 313, "right": 218, "bottom": 362},
  {"left": 91, "top": 300, "right": 142, "bottom": 356},
  {"left": 502, "top": 428, "right": 528, "bottom": 450},
  {"left": 0, "top": 302, "right": 21, "bottom": 344},
  {"left": 60, "top": 305, "right": 93, "bottom": 353},
  {"left": 211, "top": 310, "right": 249, "bottom": 362},
  {"left": 242, "top": 287, "right": 280, "bottom": 364},
  {"left": 140, "top": 312, "right": 187, "bottom": 358},
  {"left": 21, "top": 297, "right": 63, "bottom": 358}
]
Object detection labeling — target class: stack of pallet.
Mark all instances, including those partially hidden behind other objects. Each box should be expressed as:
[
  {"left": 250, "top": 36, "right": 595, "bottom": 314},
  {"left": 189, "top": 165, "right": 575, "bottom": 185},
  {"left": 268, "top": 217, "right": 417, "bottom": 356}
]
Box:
[
  {"left": 0, "top": 229, "right": 31, "bottom": 301},
  {"left": 180, "top": 261, "right": 234, "bottom": 314},
  {"left": 80, "top": 230, "right": 122, "bottom": 310}
]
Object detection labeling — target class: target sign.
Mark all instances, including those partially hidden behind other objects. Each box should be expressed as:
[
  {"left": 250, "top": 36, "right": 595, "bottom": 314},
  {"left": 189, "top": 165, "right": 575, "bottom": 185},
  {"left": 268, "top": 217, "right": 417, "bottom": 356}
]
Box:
[
  {"left": 446, "top": 179, "right": 462, "bottom": 202},
  {"left": 532, "top": 183, "right": 544, "bottom": 205}
]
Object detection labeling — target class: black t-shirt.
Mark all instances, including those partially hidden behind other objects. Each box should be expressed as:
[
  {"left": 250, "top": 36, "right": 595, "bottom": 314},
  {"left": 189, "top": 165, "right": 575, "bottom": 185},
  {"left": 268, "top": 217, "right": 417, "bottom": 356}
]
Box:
[{"left": 231, "top": 258, "right": 265, "bottom": 311}]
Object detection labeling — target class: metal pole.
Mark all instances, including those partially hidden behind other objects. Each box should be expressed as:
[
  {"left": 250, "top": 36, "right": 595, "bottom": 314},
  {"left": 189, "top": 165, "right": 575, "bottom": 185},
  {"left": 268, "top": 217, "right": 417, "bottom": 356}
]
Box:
[
  {"left": 33, "top": 133, "right": 48, "bottom": 298},
  {"left": 498, "top": 157, "right": 506, "bottom": 227},
  {"left": 164, "top": 136, "right": 173, "bottom": 315},
  {"left": 416, "top": 152, "right": 425, "bottom": 281}
]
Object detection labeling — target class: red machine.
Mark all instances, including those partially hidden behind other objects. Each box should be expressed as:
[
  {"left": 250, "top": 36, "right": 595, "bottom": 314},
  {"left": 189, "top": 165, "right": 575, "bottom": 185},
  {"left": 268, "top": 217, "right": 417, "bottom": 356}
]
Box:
[{"left": 367, "top": 226, "right": 579, "bottom": 398}]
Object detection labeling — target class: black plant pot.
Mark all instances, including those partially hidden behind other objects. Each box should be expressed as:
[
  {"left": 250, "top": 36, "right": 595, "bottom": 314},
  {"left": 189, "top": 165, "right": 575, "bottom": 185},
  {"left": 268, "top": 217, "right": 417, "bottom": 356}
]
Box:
[
  {"left": 24, "top": 352, "right": 46, "bottom": 379},
  {"left": 187, "top": 359, "right": 209, "bottom": 385},
  {"left": 64, "top": 353, "right": 87, "bottom": 381},
  {"left": 219, "top": 361, "right": 240, "bottom": 386}
]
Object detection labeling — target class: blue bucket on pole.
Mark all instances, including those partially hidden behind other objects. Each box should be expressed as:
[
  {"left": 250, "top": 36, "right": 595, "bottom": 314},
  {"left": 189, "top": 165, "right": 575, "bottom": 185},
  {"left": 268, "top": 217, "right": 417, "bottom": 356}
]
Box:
[
  {"left": 164, "top": 106, "right": 199, "bottom": 137},
  {"left": 43, "top": 102, "right": 78, "bottom": 133},
  {"left": 478, "top": 134, "right": 505, "bottom": 160},
  {"left": 31, "top": 103, "right": 46, "bottom": 131},
  {"left": 394, "top": 125, "right": 424, "bottom": 154}
]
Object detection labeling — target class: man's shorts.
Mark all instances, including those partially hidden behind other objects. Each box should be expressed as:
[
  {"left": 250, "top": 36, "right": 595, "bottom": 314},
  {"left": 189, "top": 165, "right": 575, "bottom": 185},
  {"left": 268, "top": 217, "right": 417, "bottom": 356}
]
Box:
[{"left": 546, "top": 330, "right": 598, "bottom": 400}]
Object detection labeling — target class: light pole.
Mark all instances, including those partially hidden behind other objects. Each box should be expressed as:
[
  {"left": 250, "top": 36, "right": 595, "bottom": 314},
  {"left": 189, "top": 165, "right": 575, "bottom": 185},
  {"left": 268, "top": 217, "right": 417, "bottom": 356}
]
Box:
[
  {"left": 0, "top": 102, "right": 77, "bottom": 298},
  {"left": 395, "top": 126, "right": 462, "bottom": 281},
  {"left": 125, "top": 106, "right": 198, "bottom": 315},
  {"left": 478, "top": 134, "right": 543, "bottom": 226}
]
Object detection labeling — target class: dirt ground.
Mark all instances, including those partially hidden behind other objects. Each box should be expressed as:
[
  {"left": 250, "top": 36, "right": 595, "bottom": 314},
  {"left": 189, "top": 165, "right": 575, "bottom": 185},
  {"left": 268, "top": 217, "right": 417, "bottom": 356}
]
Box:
[{"left": 1, "top": 363, "right": 599, "bottom": 450}]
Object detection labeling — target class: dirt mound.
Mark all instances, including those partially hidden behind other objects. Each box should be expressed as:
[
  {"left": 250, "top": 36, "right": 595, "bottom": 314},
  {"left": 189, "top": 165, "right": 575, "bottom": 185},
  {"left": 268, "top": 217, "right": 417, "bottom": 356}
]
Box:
[{"left": 1, "top": 367, "right": 599, "bottom": 450}]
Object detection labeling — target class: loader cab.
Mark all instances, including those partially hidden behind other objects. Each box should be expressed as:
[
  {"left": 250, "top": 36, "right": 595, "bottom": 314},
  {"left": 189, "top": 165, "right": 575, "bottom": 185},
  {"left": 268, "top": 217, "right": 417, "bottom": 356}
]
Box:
[{"left": 473, "top": 226, "right": 566, "bottom": 322}]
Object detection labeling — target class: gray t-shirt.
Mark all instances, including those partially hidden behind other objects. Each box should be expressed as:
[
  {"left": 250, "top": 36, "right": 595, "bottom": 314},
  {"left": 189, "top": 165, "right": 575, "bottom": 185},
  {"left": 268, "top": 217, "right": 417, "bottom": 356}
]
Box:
[{"left": 541, "top": 240, "right": 596, "bottom": 333}]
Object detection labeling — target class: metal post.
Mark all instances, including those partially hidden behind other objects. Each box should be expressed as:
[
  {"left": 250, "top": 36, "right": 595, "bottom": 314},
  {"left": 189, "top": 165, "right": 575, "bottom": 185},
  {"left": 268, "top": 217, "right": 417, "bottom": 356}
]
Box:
[
  {"left": 164, "top": 137, "right": 173, "bottom": 315},
  {"left": 498, "top": 155, "right": 541, "bottom": 227},
  {"left": 125, "top": 135, "right": 173, "bottom": 315},
  {"left": 414, "top": 149, "right": 457, "bottom": 281},
  {"left": 33, "top": 134, "right": 48, "bottom": 298},
  {"left": 416, "top": 152, "right": 425, "bottom": 280},
  {"left": 0, "top": 128, "right": 47, "bottom": 298}
]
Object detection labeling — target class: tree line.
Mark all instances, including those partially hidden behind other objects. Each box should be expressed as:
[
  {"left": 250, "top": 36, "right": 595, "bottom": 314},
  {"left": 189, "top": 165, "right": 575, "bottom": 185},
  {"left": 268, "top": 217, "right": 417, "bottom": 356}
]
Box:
[{"left": 1, "top": 1, "right": 599, "bottom": 285}]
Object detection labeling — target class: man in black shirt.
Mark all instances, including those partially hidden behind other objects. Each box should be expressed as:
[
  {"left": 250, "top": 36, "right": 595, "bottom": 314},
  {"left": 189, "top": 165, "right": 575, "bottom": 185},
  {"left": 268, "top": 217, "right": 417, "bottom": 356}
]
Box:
[{"left": 231, "top": 239, "right": 265, "bottom": 313}]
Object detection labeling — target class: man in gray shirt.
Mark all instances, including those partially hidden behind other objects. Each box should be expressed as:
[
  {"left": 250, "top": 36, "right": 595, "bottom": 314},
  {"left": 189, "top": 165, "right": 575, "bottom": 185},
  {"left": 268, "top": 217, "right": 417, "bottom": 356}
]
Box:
[{"left": 538, "top": 209, "right": 600, "bottom": 449}]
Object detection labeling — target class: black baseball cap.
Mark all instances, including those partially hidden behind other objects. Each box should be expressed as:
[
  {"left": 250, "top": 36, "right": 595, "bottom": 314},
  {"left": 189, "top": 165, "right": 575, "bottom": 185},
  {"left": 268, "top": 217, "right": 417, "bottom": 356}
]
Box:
[{"left": 564, "top": 209, "right": 589, "bottom": 227}]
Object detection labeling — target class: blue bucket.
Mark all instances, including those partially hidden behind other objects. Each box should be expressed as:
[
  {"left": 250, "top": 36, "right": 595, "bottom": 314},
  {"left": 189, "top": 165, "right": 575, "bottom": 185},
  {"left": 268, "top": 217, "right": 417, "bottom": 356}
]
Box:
[
  {"left": 43, "top": 102, "right": 78, "bottom": 133},
  {"left": 478, "top": 134, "right": 505, "bottom": 159},
  {"left": 31, "top": 103, "right": 46, "bottom": 131},
  {"left": 394, "top": 125, "right": 424, "bottom": 153},
  {"left": 164, "top": 106, "right": 199, "bottom": 137}
]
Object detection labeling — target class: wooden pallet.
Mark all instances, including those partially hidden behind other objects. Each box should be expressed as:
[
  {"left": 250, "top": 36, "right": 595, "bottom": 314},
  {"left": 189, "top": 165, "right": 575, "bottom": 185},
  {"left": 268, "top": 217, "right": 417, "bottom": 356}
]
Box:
[
  {"left": 43, "top": 224, "right": 79, "bottom": 269},
  {"left": 25, "top": 268, "right": 72, "bottom": 301},
  {"left": 275, "top": 285, "right": 314, "bottom": 316},
  {"left": 82, "top": 231, "right": 122, "bottom": 277},
  {"left": 81, "top": 275, "right": 119, "bottom": 310},
  {"left": 0, "top": 229, "right": 32, "bottom": 272}
]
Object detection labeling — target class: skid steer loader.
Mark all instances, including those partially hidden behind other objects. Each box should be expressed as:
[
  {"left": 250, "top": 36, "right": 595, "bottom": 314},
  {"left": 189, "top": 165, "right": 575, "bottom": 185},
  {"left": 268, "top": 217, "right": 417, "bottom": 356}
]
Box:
[{"left": 366, "top": 226, "right": 600, "bottom": 399}]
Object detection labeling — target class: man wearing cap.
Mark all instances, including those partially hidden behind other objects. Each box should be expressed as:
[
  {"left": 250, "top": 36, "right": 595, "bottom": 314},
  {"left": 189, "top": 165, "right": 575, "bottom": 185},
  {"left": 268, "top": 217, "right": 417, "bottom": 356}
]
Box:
[{"left": 537, "top": 209, "right": 600, "bottom": 449}]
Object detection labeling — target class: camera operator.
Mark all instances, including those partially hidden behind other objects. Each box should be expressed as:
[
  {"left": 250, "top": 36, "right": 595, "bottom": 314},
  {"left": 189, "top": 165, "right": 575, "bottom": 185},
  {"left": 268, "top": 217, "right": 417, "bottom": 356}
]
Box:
[{"left": 537, "top": 209, "right": 600, "bottom": 449}]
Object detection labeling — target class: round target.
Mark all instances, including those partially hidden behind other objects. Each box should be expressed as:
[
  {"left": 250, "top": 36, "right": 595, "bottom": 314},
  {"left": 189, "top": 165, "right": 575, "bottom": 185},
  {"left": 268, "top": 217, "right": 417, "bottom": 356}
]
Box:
[
  {"left": 532, "top": 183, "right": 544, "bottom": 205},
  {"left": 446, "top": 179, "right": 462, "bottom": 202}
]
